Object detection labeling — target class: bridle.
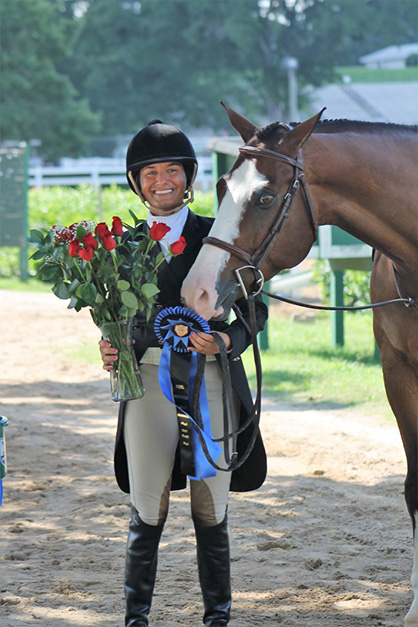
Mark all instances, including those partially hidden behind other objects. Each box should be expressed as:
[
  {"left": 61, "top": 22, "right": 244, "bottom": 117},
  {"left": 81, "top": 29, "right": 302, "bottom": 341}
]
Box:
[{"left": 202, "top": 141, "right": 318, "bottom": 298}]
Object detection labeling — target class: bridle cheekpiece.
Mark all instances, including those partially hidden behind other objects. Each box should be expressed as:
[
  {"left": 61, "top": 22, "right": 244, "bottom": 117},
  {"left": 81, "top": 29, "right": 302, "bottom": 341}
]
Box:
[{"left": 202, "top": 142, "right": 318, "bottom": 300}]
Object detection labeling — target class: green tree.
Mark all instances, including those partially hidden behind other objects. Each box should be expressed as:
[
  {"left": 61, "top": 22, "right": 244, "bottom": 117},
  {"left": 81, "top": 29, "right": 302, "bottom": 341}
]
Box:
[
  {"left": 68, "top": 0, "right": 417, "bottom": 137},
  {"left": 0, "top": 0, "right": 101, "bottom": 161},
  {"left": 65, "top": 0, "right": 322, "bottom": 130},
  {"left": 2, "top": 0, "right": 414, "bottom": 160}
]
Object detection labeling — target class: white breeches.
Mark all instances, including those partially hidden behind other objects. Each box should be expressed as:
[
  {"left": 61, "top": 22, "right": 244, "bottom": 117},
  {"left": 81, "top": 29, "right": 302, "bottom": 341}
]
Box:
[{"left": 124, "top": 362, "right": 238, "bottom": 527}]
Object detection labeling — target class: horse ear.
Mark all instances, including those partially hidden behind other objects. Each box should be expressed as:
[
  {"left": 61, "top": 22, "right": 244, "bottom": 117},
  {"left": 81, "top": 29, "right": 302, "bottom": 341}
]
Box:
[
  {"left": 283, "top": 108, "right": 326, "bottom": 151},
  {"left": 220, "top": 101, "right": 258, "bottom": 143}
]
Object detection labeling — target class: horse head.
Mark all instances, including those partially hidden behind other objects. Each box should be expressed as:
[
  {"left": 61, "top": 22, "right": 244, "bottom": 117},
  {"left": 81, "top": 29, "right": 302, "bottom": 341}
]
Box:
[{"left": 181, "top": 103, "right": 324, "bottom": 320}]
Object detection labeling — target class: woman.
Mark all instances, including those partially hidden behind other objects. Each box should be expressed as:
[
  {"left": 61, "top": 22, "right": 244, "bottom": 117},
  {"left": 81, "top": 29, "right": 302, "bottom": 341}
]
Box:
[{"left": 99, "top": 119, "right": 268, "bottom": 626}]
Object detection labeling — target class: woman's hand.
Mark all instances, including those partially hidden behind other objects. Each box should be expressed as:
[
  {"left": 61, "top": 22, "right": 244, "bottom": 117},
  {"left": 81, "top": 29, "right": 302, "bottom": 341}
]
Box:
[
  {"left": 99, "top": 339, "right": 118, "bottom": 371},
  {"left": 188, "top": 331, "right": 231, "bottom": 355}
]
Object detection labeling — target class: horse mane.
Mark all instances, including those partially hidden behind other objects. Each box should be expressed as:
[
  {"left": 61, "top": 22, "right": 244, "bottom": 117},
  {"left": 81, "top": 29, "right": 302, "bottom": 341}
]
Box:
[{"left": 256, "top": 119, "right": 417, "bottom": 141}]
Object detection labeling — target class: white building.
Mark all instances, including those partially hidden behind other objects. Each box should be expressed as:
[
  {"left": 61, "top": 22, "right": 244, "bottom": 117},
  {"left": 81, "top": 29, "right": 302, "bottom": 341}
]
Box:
[
  {"left": 308, "top": 81, "right": 418, "bottom": 125},
  {"left": 359, "top": 43, "right": 418, "bottom": 69}
]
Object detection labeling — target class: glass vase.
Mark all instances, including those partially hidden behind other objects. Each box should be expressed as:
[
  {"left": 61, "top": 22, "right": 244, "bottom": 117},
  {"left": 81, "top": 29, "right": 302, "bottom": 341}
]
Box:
[{"left": 100, "top": 318, "right": 145, "bottom": 402}]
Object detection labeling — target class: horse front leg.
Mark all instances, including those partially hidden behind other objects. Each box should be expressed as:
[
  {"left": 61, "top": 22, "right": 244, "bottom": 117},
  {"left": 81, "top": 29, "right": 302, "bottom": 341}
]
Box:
[{"left": 378, "top": 345, "right": 418, "bottom": 626}]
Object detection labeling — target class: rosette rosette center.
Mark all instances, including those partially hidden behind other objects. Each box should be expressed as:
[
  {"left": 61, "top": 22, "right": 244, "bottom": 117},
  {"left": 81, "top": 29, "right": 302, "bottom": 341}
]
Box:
[{"left": 154, "top": 306, "right": 210, "bottom": 352}]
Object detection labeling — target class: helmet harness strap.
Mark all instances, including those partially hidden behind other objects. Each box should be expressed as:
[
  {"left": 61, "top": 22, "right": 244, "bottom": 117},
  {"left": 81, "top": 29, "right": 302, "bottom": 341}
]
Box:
[{"left": 128, "top": 163, "right": 197, "bottom": 216}]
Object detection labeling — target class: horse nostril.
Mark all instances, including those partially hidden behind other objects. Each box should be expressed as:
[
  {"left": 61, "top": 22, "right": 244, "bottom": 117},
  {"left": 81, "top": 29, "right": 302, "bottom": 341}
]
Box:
[
  {"left": 194, "top": 288, "right": 212, "bottom": 313},
  {"left": 184, "top": 286, "right": 221, "bottom": 320},
  {"left": 195, "top": 287, "right": 209, "bottom": 305}
]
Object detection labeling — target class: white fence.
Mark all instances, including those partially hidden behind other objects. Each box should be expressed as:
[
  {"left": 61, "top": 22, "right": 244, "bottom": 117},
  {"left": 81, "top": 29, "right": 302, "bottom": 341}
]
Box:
[
  {"left": 29, "top": 158, "right": 126, "bottom": 187},
  {"left": 29, "top": 139, "right": 214, "bottom": 191}
]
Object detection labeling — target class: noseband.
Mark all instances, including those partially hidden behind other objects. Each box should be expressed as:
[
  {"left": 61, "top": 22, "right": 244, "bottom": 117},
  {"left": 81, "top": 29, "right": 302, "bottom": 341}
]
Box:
[{"left": 202, "top": 144, "right": 318, "bottom": 298}]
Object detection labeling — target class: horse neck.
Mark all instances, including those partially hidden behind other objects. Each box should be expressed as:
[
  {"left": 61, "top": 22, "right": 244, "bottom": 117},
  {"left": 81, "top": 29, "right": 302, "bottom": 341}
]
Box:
[{"left": 304, "top": 132, "right": 418, "bottom": 268}]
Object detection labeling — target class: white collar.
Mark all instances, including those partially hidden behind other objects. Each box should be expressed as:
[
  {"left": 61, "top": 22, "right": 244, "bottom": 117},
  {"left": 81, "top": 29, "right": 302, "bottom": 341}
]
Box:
[
  {"left": 146, "top": 206, "right": 189, "bottom": 258},
  {"left": 146, "top": 205, "right": 189, "bottom": 231}
]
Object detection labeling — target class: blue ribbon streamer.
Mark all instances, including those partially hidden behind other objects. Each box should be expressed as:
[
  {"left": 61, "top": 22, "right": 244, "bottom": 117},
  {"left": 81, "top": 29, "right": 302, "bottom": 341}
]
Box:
[{"left": 155, "top": 307, "right": 222, "bottom": 480}]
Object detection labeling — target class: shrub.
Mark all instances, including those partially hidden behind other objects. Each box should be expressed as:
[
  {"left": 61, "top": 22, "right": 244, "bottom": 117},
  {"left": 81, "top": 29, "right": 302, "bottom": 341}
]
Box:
[
  {"left": 0, "top": 186, "right": 215, "bottom": 277},
  {"left": 312, "top": 259, "right": 371, "bottom": 308}
]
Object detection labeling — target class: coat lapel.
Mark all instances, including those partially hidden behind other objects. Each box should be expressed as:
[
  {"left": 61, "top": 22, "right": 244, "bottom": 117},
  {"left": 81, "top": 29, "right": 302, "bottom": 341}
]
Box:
[
  {"left": 134, "top": 210, "right": 213, "bottom": 307},
  {"left": 156, "top": 211, "right": 212, "bottom": 301}
]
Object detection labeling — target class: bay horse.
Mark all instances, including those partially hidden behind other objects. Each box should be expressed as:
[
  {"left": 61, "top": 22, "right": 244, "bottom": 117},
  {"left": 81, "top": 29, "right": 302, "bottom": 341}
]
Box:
[{"left": 181, "top": 103, "right": 418, "bottom": 624}]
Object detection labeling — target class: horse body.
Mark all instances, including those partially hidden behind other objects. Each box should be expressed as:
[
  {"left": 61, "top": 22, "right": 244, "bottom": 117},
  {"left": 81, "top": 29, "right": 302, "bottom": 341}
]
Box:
[
  {"left": 181, "top": 105, "right": 418, "bottom": 624},
  {"left": 305, "top": 132, "right": 417, "bottom": 267}
]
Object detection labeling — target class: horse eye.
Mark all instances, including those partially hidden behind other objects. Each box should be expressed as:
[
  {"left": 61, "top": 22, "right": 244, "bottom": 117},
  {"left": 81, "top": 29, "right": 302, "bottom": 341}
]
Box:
[{"left": 257, "top": 193, "right": 275, "bottom": 208}]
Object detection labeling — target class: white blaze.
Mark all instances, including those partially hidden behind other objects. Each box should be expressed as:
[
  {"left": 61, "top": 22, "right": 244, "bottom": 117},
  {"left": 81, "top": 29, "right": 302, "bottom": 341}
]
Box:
[{"left": 182, "top": 160, "right": 268, "bottom": 318}]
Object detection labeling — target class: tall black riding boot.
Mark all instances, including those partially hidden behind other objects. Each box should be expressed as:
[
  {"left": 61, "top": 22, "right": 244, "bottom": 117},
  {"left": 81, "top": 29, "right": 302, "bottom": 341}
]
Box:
[
  {"left": 125, "top": 506, "right": 164, "bottom": 627},
  {"left": 194, "top": 514, "right": 232, "bottom": 626}
]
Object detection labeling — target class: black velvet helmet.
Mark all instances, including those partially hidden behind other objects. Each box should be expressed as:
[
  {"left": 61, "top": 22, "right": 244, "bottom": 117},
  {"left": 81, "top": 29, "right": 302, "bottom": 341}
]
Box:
[{"left": 126, "top": 119, "right": 198, "bottom": 195}]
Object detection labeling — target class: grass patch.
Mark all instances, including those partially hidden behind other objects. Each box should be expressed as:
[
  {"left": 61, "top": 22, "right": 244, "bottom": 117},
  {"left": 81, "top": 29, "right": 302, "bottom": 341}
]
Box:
[
  {"left": 0, "top": 277, "right": 52, "bottom": 292},
  {"left": 68, "top": 341, "right": 102, "bottom": 366},
  {"left": 243, "top": 309, "right": 392, "bottom": 419},
  {"left": 336, "top": 66, "right": 418, "bottom": 83}
]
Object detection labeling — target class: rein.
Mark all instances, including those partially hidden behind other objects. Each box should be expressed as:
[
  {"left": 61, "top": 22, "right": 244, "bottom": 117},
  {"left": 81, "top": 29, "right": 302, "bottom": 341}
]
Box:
[
  {"left": 186, "top": 297, "right": 263, "bottom": 474},
  {"left": 261, "top": 289, "right": 414, "bottom": 311}
]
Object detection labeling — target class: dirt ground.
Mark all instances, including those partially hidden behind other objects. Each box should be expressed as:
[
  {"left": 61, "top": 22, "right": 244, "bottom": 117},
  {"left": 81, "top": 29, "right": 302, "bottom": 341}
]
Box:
[{"left": 0, "top": 290, "right": 413, "bottom": 626}]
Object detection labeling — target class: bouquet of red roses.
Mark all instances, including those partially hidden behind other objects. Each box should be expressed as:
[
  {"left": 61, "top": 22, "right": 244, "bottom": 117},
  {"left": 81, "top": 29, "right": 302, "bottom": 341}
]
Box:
[{"left": 28, "top": 212, "right": 186, "bottom": 401}]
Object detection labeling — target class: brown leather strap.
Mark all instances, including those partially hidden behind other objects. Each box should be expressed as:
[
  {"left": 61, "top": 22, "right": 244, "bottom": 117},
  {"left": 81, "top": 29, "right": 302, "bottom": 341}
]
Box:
[
  {"left": 202, "top": 236, "right": 253, "bottom": 265},
  {"left": 203, "top": 143, "right": 318, "bottom": 302},
  {"left": 239, "top": 145, "right": 303, "bottom": 169}
]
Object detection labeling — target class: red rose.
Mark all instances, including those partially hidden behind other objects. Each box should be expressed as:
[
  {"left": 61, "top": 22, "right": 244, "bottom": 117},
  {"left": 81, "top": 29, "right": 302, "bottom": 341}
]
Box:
[
  {"left": 149, "top": 222, "right": 171, "bottom": 241},
  {"left": 95, "top": 222, "right": 110, "bottom": 238},
  {"left": 60, "top": 227, "right": 72, "bottom": 241},
  {"left": 79, "top": 246, "right": 95, "bottom": 261},
  {"left": 170, "top": 236, "right": 186, "bottom": 255},
  {"left": 82, "top": 233, "right": 98, "bottom": 250},
  {"left": 69, "top": 238, "right": 81, "bottom": 257},
  {"left": 111, "top": 216, "right": 123, "bottom": 237},
  {"left": 102, "top": 233, "right": 116, "bottom": 251}
]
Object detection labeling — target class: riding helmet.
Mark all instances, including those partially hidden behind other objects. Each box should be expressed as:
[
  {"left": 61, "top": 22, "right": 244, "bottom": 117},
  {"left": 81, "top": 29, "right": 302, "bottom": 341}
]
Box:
[{"left": 126, "top": 119, "right": 198, "bottom": 195}]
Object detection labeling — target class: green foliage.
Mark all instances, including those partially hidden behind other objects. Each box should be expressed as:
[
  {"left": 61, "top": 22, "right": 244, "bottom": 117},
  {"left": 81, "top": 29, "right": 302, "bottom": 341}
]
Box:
[
  {"left": 0, "top": 0, "right": 100, "bottom": 160},
  {"left": 300, "top": 0, "right": 417, "bottom": 68},
  {"left": 29, "top": 184, "right": 145, "bottom": 228},
  {"left": 1, "top": 187, "right": 214, "bottom": 278},
  {"left": 312, "top": 260, "right": 371, "bottom": 307},
  {"left": 65, "top": 0, "right": 417, "bottom": 133},
  {"left": 28, "top": 185, "right": 213, "bottom": 229},
  {"left": 1, "top": 0, "right": 415, "bottom": 157},
  {"left": 27, "top": 216, "right": 169, "bottom": 327},
  {"left": 190, "top": 192, "right": 215, "bottom": 218}
]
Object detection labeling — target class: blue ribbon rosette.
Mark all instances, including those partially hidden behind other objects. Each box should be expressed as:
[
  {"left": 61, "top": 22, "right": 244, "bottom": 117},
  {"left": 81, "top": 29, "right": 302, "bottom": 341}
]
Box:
[{"left": 154, "top": 306, "right": 222, "bottom": 480}]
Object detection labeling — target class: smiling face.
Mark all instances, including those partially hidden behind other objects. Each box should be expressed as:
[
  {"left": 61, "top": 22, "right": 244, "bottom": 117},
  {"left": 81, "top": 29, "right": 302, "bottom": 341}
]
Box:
[{"left": 139, "top": 162, "right": 187, "bottom": 214}]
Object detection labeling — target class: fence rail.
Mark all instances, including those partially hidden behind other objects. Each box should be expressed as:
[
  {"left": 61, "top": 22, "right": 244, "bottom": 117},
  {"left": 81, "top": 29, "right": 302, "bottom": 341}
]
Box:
[{"left": 29, "top": 155, "right": 213, "bottom": 191}]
